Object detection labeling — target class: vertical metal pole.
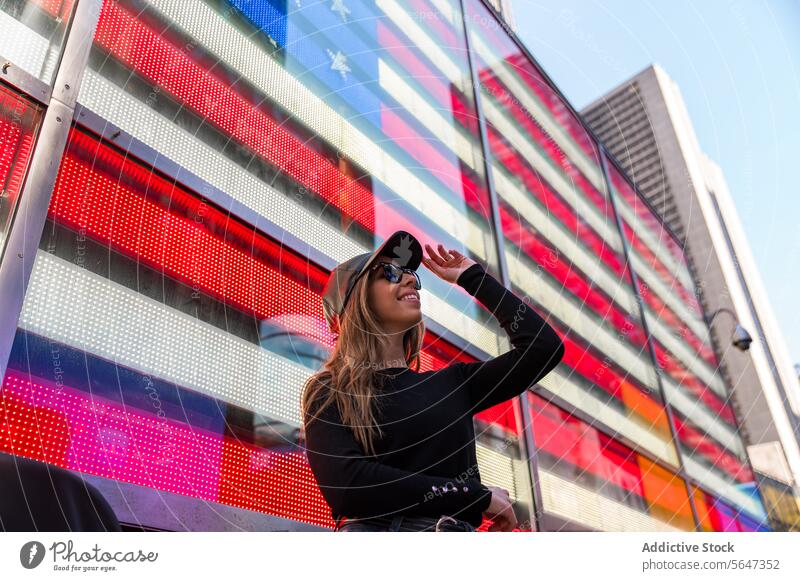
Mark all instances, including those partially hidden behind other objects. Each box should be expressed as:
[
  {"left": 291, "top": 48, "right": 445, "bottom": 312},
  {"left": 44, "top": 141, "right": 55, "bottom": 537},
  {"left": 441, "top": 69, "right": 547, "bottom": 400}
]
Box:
[
  {"left": 458, "top": 0, "right": 545, "bottom": 532},
  {"left": 0, "top": 0, "right": 103, "bottom": 382},
  {"left": 599, "top": 147, "right": 703, "bottom": 531}
]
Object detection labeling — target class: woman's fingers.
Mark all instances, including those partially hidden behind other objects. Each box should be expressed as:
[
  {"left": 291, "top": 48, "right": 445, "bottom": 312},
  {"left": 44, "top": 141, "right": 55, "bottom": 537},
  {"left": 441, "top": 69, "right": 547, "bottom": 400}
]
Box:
[
  {"left": 449, "top": 248, "right": 465, "bottom": 261},
  {"left": 433, "top": 244, "right": 449, "bottom": 264},
  {"left": 437, "top": 243, "right": 457, "bottom": 264},
  {"left": 426, "top": 243, "right": 464, "bottom": 268},
  {"left": 424, "top": 243, "right": 447, "bottom": 267},
  {"left": 421, "top": 256, "right": 438, "bottom": 274}
]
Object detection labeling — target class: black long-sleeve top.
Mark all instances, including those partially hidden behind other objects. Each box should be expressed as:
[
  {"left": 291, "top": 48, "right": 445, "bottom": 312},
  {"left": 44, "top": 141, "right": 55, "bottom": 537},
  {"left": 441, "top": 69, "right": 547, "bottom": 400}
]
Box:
[{"left": 303, "top": 262, "right": 565, "bottom": 527}]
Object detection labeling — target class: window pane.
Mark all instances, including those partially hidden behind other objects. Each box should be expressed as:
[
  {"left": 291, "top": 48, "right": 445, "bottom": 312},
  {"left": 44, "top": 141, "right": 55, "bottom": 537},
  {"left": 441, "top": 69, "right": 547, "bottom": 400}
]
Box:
[
  {"left": 607, "top": 156, "right": 767, "bottom": 523},
  {"left": 529, "top": 393, "right": 695, "bottom": 531},
  {"left": 464, "top": 0, "right": 676, "bottom": 467},
  {"left": 0, "top": 0, "right": 78, "bottom": 85},
  {"left": 0, "top": 84, "right": 43, "bottom": 255},
  {"left": 693, "top": 485, "right": 770, "bottom": 531}
]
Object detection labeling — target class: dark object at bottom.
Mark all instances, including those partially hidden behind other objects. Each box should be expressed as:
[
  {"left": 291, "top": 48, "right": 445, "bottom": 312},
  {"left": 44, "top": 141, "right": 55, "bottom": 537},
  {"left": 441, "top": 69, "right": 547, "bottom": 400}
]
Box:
[
  {"left": 335, "top": 514, "right": 476, "bottom": 532},
  {"left": 0, "top": 452, "right": 121, "bottom": 532}
]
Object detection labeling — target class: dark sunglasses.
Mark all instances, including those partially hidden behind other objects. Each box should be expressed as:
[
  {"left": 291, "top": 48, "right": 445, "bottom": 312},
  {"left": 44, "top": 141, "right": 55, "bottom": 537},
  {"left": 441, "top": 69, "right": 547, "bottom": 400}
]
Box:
[{"left": 370, "top": 261, "right": 422, "bottom": 290}]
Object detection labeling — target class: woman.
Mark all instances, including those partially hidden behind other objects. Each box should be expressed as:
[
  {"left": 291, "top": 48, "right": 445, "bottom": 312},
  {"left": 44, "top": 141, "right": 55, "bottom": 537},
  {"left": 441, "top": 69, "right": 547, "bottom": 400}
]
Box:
[{"left": 301, "top": 230, "right": 565, "bottom": 532}]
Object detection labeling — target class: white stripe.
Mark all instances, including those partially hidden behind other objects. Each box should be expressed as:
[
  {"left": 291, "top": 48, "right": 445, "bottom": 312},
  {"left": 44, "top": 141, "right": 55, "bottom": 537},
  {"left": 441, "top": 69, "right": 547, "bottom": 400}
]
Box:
[
  {"left": 476, "top": 444, "right": 519, "bottom": 501},
  {"left": 505, "top": 251, "right": 659, "bottom": 392},
  {"left": 429, "top": 0, "right": 455, "bottom": 25},
  {"left": 20, "top": 253, "right": 311, "bottom": 427},
  {"left": 661, "top": 374, "right": 745, "bottom": 459},
  {"left": 378, "top": 59, "right": 477, "bottom": 172},
  {"left": 682, "top": 455, "right": 765, "bottom": 521},
  {"left": 539, "top": 470, "right": 687, "bottom": 531},
  {"left": 0, "top": 11, "right": 57, "bottom": 82},
  {"left": 422, "top": 289, "right": 503, "bottom": 356},
  {"left": 376, "top": 0, "right": 464, "bottom": 91},
  {"left": 492, "top": 167, "right": 639, "bottom": 316}
]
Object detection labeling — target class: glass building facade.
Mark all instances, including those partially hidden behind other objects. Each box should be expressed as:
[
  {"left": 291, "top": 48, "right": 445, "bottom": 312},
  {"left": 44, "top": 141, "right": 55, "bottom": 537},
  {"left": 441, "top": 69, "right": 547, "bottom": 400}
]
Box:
[{"left": 0, "top": 0, "right": 769, "bottom": 531}]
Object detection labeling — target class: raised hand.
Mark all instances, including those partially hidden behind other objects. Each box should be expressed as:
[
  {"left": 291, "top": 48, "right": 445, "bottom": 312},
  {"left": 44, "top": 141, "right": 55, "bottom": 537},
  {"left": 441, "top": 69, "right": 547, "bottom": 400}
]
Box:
[{"left": 421, "top": 243, "right": 477, "bottom": 284}]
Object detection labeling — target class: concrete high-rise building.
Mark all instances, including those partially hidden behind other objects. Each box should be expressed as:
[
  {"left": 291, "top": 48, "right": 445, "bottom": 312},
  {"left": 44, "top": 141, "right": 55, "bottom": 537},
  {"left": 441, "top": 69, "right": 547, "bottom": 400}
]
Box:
[{"left": 581, "top": 64, "right": 800, "bottom": 497}]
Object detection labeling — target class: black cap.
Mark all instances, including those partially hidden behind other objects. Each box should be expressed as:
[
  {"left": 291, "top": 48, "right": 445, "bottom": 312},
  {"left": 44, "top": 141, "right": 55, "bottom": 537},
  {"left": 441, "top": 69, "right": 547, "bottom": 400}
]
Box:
[{"left": 321, "top": 230, "right": 423, "bottom": 334}]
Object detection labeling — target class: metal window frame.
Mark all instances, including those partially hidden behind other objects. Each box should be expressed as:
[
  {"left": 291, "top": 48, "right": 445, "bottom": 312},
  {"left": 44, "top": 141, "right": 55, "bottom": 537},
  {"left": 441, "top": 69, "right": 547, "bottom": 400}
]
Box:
[
  {"left": 457, "top": 0, "right": 543, "bottom": 533},
  {"left": 462, "top": 0, "right": 688, "bottom": 532},
  {"left": 0, "top": 54, "right": 52, "bottom": 105},
  {"left": 0, "top": 0, "right": 103, "bottom": 383},
  {"left": 602, "top": 150, "right": 769, "bottom": 528},
  {"left": 599, "top": 148, "right": 702, "bottom": 530},
  {"left": 688, "top": 189, "right": 775, "bottom": 523},
  {"left": 535, "top": 385, "right": 681, "bottom": 473}
]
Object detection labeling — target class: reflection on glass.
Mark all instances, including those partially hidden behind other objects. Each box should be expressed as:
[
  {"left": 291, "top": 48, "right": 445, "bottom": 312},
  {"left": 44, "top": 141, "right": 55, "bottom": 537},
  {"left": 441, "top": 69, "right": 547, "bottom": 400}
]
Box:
[
  {"left": 0, "top": 84, "right": 42, "bottom": 255},
  {"left": 78, "top": 0, "right": 509, "bottom": 355},
  {"left": 607, "top": 156, "right": 766, "bottom": 522},
  {"left": 0, "top": 0, "right": 77, "bottom": 85},
  {"left": 529, "top": 393, "right": 695, "bottom": 532},
  {"left": 464, "top": 0, "right": 676, "bottom": 467},
  {"left": 693, "top": 485, "right": 770, "bottom": 531}
]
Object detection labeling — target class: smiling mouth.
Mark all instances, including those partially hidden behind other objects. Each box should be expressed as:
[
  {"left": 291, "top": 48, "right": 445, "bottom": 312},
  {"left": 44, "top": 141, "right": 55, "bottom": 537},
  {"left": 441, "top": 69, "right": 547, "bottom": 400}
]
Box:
[{"left": 398, "top": 294, "right": 420, "bottom": 303}]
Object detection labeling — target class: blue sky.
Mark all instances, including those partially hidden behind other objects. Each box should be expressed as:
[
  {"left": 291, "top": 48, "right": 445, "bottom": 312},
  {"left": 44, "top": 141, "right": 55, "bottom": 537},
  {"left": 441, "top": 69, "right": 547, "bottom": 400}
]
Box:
[{"left": 509, "top": 0, "right": 800, "bottom": 364}]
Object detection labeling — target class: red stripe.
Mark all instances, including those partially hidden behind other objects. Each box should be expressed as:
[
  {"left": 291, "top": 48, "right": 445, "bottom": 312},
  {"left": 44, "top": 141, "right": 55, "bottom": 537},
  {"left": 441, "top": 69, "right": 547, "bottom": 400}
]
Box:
[
  {"left": 652, "top": 343, "right": 737, "bottom": 426},
  {"left": 379, "top": 106, "right": 492, "bottom": 218},
  {"left": 486, "top": 124, "right": 629, "bottom": 279},
  {"left": 477, "top": 68, "right": 610, "bottom": 213},
  {"left": 498, "top": 202, "right": 651, "bottom": 353},
  {"left": 0, "top": 371, "right": 335, "bottom": 528},
  {"left": 407, "top": 0, "right": 462, "bottom": 50},
  {"left": 0, "top": 92, "right": 37, "bottom": 214},
  {"left": 94, "top": 0, "right": 377, "bottom": 233},
  {"left": 30, "top": 0, "right": 74, "bottom": 19},
  {"left": 672, "top": 415, "right": 751, "bottom": 483}
]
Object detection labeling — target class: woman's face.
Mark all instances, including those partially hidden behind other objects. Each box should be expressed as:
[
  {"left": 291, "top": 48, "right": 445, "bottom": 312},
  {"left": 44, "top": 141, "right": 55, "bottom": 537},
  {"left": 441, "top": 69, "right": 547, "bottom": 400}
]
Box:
[{"left": 366, "top": 257, "right": 422, "bottom": 334}]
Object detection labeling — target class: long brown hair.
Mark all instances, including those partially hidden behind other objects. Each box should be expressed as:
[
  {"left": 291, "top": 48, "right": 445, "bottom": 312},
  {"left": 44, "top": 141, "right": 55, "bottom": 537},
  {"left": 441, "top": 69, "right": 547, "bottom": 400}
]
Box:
[{"left": 301, "top": 266, "right": 425, "bottom": 457}]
